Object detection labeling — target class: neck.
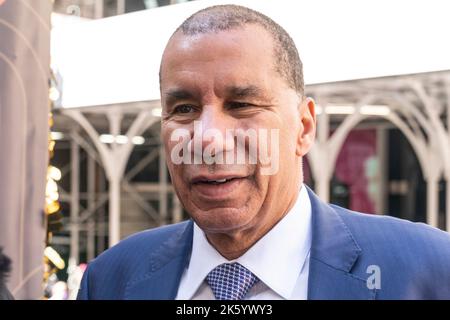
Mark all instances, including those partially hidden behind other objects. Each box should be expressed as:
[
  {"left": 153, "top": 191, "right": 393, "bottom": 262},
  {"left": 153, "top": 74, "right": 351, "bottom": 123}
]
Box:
[
  {"left": 205, "top": 181, "right": 302, "bottom": 260},
  {"left": 205, "top": 223, "right": 273, "bottom": 260}
]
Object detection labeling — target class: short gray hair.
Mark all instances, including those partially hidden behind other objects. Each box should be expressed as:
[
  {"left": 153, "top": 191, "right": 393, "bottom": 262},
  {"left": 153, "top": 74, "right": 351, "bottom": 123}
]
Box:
[{"left": 168, "top": 4, "right": 304, "bottom": 96}]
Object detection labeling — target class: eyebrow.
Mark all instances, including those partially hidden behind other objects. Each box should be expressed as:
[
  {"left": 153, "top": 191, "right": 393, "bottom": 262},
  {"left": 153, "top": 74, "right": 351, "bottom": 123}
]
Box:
[
  {"left": 163, "top": 85, "right": 265, "bottom": 105},
  {"left": 226, "top": 85, "right": 264, "bottom": 99},
  {"left": 164, "top": 89, "right": 195, "bottom": 104}
]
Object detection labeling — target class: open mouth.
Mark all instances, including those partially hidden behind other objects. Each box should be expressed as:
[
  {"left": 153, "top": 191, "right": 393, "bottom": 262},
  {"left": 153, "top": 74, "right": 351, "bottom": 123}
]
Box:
[
  {"left": 194, "top": 177, "right": 240, "bottom": 185},
  {"left": 190, "top": 176, "right": 248, "bottom": 199}
]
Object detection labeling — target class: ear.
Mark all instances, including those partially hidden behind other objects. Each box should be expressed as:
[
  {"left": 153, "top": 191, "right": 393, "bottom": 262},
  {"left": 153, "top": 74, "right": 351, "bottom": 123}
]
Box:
[{"left": 295, "top": 97, "right": 316, "bottom": 157}]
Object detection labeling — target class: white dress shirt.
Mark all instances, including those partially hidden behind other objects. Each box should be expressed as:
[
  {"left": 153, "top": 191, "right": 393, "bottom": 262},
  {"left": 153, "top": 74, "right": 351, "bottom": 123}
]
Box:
[{"left": 176, "top": 184, "right": 312, "bottom": 300}]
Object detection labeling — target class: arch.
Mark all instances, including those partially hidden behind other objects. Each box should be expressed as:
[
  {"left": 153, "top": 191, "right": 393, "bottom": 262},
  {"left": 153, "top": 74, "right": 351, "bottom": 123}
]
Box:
[
  {"left": 306, "top": 91, "right": 444, "bottom": 226},
  {"left": 410, "top": 82, "right": 450, "bottom": 175},
  {"left": 63, "top": 107, "right": 160, "bottom": 247},
  {"left": 317, "top": 94, "right": 435, "bottom": 181}
]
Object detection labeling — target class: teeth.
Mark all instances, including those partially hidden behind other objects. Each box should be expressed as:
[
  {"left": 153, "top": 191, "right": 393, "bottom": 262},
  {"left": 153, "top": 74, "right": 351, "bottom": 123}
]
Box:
[{"left": 202, "top": 178, "right": 228, "bottom": 184}]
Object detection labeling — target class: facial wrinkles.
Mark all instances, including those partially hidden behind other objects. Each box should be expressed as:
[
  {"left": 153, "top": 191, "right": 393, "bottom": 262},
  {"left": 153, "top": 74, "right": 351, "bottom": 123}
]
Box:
[{"left": 159, "top": 26, "right": 307, "bottom": 253}]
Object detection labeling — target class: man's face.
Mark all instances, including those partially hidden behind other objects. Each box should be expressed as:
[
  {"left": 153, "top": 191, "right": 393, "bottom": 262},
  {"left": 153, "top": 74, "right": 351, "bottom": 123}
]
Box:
[{"left": 160, "top": 25, "right": 315, "bottom": 239}]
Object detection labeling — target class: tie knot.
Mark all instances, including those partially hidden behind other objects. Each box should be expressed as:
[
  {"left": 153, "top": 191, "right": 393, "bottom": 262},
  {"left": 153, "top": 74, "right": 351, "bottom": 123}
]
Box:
[{"left": 206, "top": 262, "right": 259, "bottom": 300}]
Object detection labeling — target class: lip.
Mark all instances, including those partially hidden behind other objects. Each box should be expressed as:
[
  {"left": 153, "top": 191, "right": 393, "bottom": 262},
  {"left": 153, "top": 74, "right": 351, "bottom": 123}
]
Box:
[
  {"left": 190, "top": 175, "right": 249, "bottom": 200},
  {"left": 190, "top": 174, "right": 248, "bottom": 184}
]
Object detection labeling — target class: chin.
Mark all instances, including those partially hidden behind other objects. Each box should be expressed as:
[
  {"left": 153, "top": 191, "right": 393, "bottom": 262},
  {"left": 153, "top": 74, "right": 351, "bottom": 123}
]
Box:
[{"left": 190, "top": 204, "right": 257, "bottom": 234}]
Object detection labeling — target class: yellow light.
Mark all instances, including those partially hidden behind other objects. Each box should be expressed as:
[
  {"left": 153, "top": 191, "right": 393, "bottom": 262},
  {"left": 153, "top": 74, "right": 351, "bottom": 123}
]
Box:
[
  {"left": 46, "top": 201, "right": 60, "bottom": 214},
  {"left": 45, "top": 197, "right": 53, "bottom": 206},
  {"left": 49, "top": 87, "right": 60, "bottom": 101},
  {"left": 44, "top": 247, "right": 65, "bottom": 270},
  {"left": 48, "top": 140, "right": 56, "bottom": 153},
  {"left": 48, "top": 166, "right": 62, "bottom": 181},
  {"left": 131, "top": 136, "right": 145, "bottom": 145},
  {"left": 50, "top": 132, "right": 64, "bottom": 140},
  {"left": 49, "top": 192, "right": 59, "bottom": 202},
  {"left": 46, "top": 179, "right": 59, "bottom": 201}
]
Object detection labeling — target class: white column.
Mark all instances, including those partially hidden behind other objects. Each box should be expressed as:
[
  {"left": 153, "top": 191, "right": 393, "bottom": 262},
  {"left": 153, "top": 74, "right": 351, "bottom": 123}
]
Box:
[
  {"left": 107, "top": 111, "right": 123, "bottom": 247},
  {"left": 376, "top": 127, "right": 388, "bottom": 214},
  {"left": 172, "top": 195, "right": 183, "bottom": 223},
  {"left": 316, "top": 176, "right": 330, "bottom": 203},
  {"left": 117, "top": 0, "right": 125, "bottom": 14},
  {"left": 87, "top": 154, "right": 96, "bottom": 261},
  {"left": 97, "top": 169, "right": 106, "bottom": 254},
  {"left": 426, "top": 176, "right": 439, "bottom": 228},
  {"left": 446, "top": 177, "right": 450, "bottom": 232},
  {"left": 64, "top": 108, "right": 157, "bottom": 248},
  {"left": 159, "top": 144, "right": 168, "bottom": 224},
  {"left": 315, "top": 111, "right": 331, "bottom": 202},
  {"left": 109, "top": 176, "right": 121, "bottom": 247},
  {"left": 70, "top": 137, "right": 80, "bottom": 265},
  {"left": 446, "top": 78, "right": 450, "bottom": 232},
  {"left": 95, "top": 0, "right": 104, "bottom": 19}
]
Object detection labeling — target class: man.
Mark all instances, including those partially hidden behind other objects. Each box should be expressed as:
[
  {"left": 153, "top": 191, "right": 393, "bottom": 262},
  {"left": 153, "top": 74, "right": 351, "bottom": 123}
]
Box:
[{"left": 78, "top": 5, "right": 450, "bottom": 300}]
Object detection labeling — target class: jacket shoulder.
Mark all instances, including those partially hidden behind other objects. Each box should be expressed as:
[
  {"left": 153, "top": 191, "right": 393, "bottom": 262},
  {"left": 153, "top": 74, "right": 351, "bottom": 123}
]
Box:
[
  {"left": 78, "top": 221, "right": 191, "bottom": 299},
  {"left": 95, "top": 220, "right": 191, "bottom": 262},
  {"left": 332, "top": 205, "right": 450, "bottom": 298},
  {"left": 333, "top": 205, "right": 450, "bottom": 250}
]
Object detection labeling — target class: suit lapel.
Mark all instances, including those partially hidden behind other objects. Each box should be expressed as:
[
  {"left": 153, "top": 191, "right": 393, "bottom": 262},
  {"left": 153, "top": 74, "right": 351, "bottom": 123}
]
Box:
[
  {"left": 124, "top": 221, "right": 194, "bottom": 300},
  {"left": 306, "top": 187, "right": 376, "bottom": 299}
]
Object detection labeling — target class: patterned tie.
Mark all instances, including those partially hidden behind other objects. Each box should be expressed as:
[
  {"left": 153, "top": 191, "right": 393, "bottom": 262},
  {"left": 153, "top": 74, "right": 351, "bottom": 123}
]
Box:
[{"left": 206, "top": 262, "right": 259, "bottom": 300}]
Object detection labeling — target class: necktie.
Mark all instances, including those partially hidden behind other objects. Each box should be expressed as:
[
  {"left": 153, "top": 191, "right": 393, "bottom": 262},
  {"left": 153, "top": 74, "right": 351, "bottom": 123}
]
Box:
[{"left": 206, "top": 262, "right": 259, "bottom": 300}]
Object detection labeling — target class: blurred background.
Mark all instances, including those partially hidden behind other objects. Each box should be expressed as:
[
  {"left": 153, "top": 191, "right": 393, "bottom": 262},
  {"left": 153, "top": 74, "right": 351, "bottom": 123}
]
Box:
[{"left": 1, "top": 0, "right": 449, "bottom": 299}]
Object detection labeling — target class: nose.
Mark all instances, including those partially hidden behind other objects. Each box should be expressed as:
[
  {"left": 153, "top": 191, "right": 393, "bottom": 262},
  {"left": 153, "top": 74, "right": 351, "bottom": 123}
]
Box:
[{"left": 192, "top": 105, "right": 235, "bottom": 159}]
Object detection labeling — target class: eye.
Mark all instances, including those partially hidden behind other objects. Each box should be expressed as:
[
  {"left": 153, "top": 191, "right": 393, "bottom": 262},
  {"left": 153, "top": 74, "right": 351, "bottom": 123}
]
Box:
[
  {"left": 173, "top": 104, "right": 195, "bottom": 114},
  {"left": 227, "top": 101, "right": 253, "bottom": 109}
]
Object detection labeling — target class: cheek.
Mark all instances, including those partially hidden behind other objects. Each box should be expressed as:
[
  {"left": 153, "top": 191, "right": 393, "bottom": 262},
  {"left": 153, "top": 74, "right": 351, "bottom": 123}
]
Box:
[
  {"left": 162, "top": 123, "right": 190, "bottom": 163},
  {"left": 161, "top": 126, "right": 171, "bottom": 153},
  {"left": 161, "top": 124, "right": 176, "bottom": 146},
  {"left": 162, "top": 125, "right": 187, "bottom": 184},
  {"left": 281, "top": 126, "right": 298, "bottom": 152},
  {"left": 279, "top": 109, "right": 300, "bottom": 151},
  {"left": 253, "top": 112, "right": 297, "bottom": 159}
]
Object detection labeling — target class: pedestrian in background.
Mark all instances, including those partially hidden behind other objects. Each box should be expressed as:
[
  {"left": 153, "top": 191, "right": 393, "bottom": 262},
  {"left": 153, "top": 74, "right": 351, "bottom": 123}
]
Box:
[{"left": 0, "top": 247, "right": 14, "bottom": 300}]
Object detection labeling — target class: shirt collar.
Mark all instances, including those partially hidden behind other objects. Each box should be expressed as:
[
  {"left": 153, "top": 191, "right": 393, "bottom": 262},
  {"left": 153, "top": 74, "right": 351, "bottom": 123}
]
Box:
[{"left": 177, "top": 184, "right": 312, "bottom": 299}]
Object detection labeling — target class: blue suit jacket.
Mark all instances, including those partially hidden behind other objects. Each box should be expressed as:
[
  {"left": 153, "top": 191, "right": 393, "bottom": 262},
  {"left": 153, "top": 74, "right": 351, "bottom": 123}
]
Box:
[{"left": 77, "top": 188, "right": 450, "bottom": 299}]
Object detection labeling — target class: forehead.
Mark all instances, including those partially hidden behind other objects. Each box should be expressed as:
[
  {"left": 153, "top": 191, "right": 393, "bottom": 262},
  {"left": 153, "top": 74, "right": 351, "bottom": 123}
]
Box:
[{"left": 160, "top": 25, "right": 277, "bottom": 87}]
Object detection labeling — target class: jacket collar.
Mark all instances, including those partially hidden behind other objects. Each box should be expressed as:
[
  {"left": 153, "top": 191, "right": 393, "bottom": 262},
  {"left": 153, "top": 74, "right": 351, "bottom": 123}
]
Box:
[{"left": 306, "top": 187, "right": 375, "bottom": 299}]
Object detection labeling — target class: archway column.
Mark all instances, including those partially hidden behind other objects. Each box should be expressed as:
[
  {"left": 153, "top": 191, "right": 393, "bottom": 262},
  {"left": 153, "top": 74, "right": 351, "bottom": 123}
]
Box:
[
  {"left": 426, "top": 174, "right": 440, "bottom": 228},
  {"left": 446, "top": 175, "right": 450, "bottom": 232},
  {"left": 308, "top": 109, "right": 332, "bottom": 202},
  {"left": 64, "top": 107, "right": 158, "bottom": 247},
  {"left": 308, "top": 94, "right": 439, "bottom": 225}
]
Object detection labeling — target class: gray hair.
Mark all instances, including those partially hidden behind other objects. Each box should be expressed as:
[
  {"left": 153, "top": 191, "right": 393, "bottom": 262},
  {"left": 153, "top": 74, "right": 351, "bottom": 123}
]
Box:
[{"left": 166, "top": 4, "right": 304, "bottom": 96}]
